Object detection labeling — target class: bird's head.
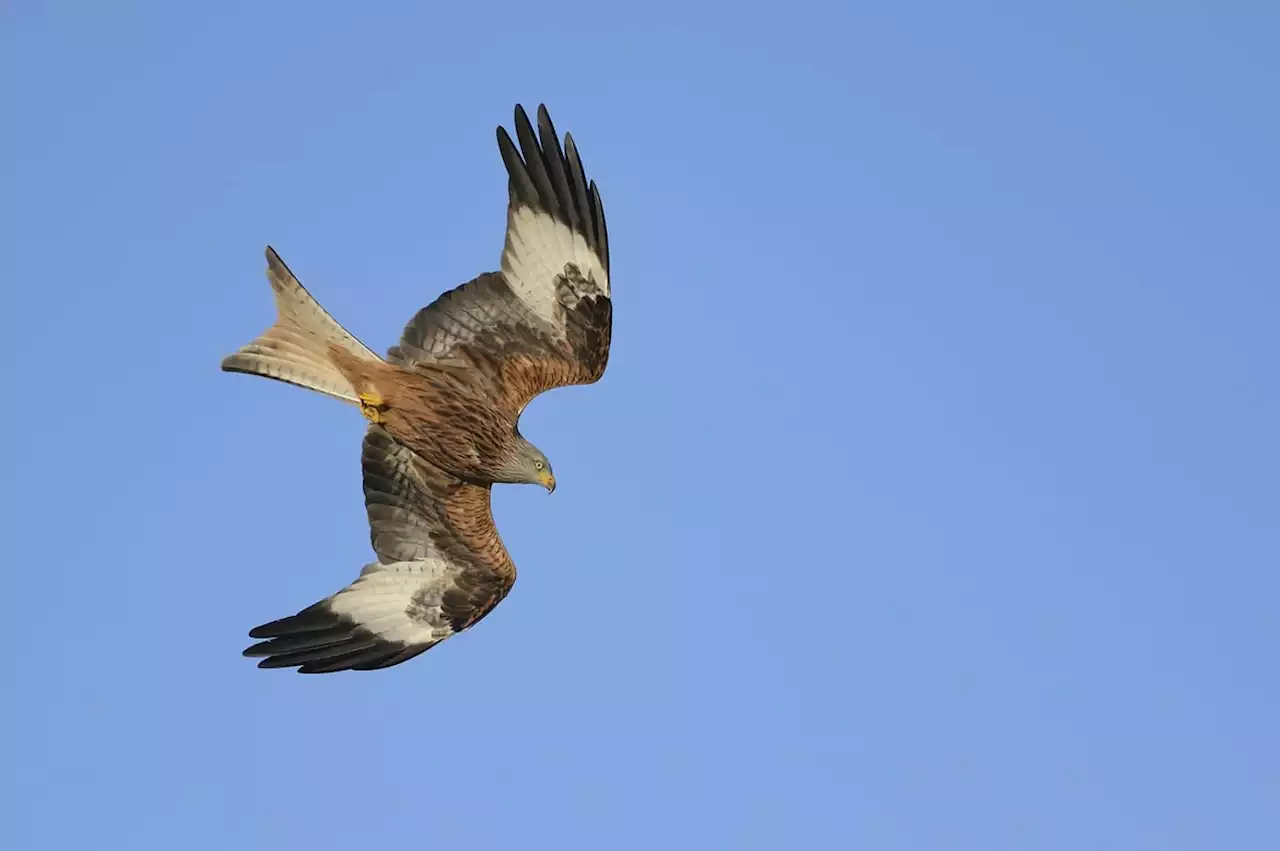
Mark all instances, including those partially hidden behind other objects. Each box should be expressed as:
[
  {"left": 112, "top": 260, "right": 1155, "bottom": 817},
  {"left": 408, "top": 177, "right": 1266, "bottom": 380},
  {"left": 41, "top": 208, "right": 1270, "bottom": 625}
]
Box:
[{"left": 506, "top": 436, "right": 556, "bottom": 493}]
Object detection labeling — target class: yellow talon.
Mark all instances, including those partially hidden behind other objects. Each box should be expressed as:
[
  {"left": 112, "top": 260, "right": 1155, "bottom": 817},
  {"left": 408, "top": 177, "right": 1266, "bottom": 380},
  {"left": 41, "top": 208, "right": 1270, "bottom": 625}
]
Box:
[{"left": 358, "top": 391, "right": 386, "bottom": 424}]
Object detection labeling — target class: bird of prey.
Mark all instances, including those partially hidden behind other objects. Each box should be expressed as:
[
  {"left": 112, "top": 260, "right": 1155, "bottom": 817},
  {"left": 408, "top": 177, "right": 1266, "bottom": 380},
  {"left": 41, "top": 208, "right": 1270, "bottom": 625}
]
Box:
[{"left": 220, "top": 104, "right": 611, "bottom": 673}]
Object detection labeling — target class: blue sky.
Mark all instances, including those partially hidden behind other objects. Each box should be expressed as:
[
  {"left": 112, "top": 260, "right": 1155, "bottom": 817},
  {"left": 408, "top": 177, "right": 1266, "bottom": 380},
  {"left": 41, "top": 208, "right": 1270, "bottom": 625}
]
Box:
[{"left": 3, "top": 2, "right": 1277, "bottom": 848}]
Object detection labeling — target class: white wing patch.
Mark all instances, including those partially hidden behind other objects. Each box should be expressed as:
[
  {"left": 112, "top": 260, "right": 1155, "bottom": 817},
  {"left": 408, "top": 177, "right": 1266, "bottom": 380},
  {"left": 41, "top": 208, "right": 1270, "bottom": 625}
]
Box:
[
  {"left": 327, "top": 559, "right": 457, "bottom": 646},
  {"left": 244, "top": 431, "right": 513, "bottom": 673},
  {"left": 501, "top": 205, "right": 610, "bottom": 327}
]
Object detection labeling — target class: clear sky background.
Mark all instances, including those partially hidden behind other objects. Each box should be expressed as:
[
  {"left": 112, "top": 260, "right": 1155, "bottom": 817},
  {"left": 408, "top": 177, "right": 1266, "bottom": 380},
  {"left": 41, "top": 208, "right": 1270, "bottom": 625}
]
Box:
[{"left": 3, "top": 2, "right": 1277, "bottom": 849}]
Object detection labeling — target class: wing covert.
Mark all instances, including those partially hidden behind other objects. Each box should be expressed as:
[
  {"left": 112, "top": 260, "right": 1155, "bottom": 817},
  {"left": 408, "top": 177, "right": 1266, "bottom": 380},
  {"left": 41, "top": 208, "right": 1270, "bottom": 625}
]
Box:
[
  {"left": 387, "top": 103, "right": 612, "bottom": 418},
  {"left": 243, "top": 427, "right": 515, "bottom": 673}
]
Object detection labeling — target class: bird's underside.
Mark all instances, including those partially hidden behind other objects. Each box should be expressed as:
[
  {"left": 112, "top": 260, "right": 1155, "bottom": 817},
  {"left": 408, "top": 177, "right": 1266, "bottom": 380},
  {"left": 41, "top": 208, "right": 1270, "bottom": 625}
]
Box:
[{"left": 220, "top": 104, "right": 612, "bottom": 673}]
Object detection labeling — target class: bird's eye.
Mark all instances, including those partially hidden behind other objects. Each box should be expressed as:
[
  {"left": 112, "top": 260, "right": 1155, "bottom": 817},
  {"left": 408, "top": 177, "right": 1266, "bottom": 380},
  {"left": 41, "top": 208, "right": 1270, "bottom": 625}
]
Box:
[{"left": 534, "top": 461, "right": 545, "bottom": 470}]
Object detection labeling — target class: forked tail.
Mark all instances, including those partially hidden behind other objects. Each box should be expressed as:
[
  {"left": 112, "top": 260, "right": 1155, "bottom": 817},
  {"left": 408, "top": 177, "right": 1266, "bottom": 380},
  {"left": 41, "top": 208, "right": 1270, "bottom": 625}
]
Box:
[{"left": 221, "top": 247, "right": 382, "bottom": 403}]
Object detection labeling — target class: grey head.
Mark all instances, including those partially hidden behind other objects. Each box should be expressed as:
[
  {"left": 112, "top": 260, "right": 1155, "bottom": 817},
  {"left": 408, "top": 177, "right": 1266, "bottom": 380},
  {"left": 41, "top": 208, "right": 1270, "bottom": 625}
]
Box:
[{"left": 495, "top": 433, "right": 556, "bottom": 492}]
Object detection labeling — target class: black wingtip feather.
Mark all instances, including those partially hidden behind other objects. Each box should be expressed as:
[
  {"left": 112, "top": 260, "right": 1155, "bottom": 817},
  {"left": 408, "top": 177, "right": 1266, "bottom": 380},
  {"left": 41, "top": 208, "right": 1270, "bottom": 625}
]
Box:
[
  {"left": 296, "top": 643, "right": 409, "bottom": 674},
  {"left": 353, "top": 644, "right": 431, "bottom": 671},
  {"left": 513, "top": 104, "right": 561, "bottom": 221},
  {"left": 499, "top": 104, "right": 609, "bottom": 279},
  {"left": 589, "top": 179, "right": 609, "bottom": 275},
  {"left": 244, "top": 602, "right": 422, "bottom": 674},
  {"left": 496, "top": 126, "right": 538, "bottom": 206},
  {"left": 246, "top": 605, "right": 331, "bottom": 639},
  {"left": 535, "top": 105, "right": 580, "bottom": 235}
]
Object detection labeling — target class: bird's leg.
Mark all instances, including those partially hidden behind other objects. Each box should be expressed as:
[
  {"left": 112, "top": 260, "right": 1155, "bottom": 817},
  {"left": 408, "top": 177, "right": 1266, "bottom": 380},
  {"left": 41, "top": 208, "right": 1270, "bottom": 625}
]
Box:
[{"left": 358, "top": 390, "right": 388, "bottom": 424}]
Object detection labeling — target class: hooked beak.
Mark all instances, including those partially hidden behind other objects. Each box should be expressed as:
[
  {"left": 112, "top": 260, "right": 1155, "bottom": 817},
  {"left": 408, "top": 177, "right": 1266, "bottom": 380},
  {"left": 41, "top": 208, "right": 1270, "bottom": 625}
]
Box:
[{"left": 540, "top": 470, "right": 556, "bottom": 494}]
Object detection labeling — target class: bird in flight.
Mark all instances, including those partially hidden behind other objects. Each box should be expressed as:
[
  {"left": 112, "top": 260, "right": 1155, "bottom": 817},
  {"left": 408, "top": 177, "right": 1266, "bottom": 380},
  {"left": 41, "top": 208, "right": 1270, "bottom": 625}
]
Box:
[{"left": 221, "top": 104, "right": 611, "bottom": 673}]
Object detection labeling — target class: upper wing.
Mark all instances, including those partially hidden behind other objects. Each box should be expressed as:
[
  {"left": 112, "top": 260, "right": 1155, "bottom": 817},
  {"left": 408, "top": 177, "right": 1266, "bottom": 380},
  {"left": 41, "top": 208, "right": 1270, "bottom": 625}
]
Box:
[
  {"left": 243, "top": 427, "right": 515, "bottom": 673},
  {"left": 388, "top": 103, "right": 612, "bottom": 417}
]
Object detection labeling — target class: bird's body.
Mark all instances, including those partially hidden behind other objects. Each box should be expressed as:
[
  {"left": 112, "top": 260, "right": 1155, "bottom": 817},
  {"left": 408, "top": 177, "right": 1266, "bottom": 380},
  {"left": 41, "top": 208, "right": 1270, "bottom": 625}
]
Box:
[
  {"left": 219, "top": 104, "right": 611, "bottom": 673},
  {"left": 330, "top": 345, "right": 527, "bottom": 484}
]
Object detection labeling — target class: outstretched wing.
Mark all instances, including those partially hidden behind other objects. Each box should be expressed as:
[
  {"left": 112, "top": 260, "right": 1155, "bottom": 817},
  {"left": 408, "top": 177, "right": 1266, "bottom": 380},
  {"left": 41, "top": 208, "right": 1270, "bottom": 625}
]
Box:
[
  {"left": 388, "top": 103, "right": 612, "bottom": 417},
  {"left": 243, "top": 427, "right": 515, "bottom": 673}
]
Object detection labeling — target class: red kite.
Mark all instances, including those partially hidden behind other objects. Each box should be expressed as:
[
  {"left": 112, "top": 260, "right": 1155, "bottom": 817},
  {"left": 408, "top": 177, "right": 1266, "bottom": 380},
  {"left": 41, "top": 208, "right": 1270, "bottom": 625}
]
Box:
[{"left": 221, "top": 104, "right": 610, "bottom": 673}]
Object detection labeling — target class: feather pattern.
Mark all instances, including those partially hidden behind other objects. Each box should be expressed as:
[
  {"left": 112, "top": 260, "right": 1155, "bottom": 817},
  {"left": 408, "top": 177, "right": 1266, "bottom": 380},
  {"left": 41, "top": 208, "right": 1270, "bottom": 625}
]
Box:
[
  {"left": 390, "top": 103, "right": 612, "bottom": 418},
  {"left": 226, "top": 104, "right": 610, "bottom": 673},
  {"left": 243, "top": 427, "right": 514, "bottom": 673}
]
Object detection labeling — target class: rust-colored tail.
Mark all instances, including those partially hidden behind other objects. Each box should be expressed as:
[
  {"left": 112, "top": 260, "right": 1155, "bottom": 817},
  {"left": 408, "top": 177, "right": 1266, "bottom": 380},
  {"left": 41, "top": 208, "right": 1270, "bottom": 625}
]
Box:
[{"left": 221, "top": 247, "right": 381, "bottom": 404}]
